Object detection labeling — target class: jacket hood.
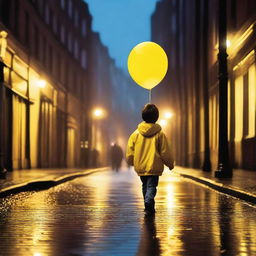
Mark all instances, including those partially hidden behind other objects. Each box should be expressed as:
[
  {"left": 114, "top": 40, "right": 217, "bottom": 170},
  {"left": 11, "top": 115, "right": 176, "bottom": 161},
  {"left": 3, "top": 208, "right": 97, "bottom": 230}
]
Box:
[{"left": 138, "top": 122, "right": 161, "bottom": 137}]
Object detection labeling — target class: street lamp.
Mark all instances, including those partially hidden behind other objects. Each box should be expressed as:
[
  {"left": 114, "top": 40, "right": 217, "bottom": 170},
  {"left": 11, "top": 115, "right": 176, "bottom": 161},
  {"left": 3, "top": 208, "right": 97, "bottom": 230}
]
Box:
[
  {"left": 164, "top": 111, "right": 174, "bottom": 119},
  {"left": 215, "top": 0, "right": 232, "bottom": 178},
  {"left": 92, "top": 107, "right": 107, "bottom": 119},
  {"left": 91, "top": 107, "right": 107, "bottom": 166},
  {"left": 36, "top": 79, "right": 47, "bottom": 88},
  {"left": 0, "top": 31, "right": 8, "bottom": 179}
]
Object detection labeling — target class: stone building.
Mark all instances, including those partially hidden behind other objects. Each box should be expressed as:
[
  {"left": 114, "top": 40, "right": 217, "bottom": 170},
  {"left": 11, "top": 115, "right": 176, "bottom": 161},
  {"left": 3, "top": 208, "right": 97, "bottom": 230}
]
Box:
[
  {"left": 0, "top": 0, "right": 92, "bottom": 170},
  {"left": 151, "top": 0, "right": 256, "bottom": 171}
]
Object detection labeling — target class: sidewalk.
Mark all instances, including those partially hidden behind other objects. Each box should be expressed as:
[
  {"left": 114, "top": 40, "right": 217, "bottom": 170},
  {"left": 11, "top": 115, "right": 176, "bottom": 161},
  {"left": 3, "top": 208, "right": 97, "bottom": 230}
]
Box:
[
  {"left": 174, "top": 166, "right": 256, "bottom": 204},
  {"left": 0, "top": 167, "right": 109, "bottom": 198}
]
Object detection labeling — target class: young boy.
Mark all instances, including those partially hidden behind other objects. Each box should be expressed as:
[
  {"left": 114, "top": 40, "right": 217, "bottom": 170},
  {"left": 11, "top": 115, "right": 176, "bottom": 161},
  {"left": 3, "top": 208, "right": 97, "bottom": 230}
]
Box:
[{"left": 126, "top": 103, "right": 174, "bottom": 216}]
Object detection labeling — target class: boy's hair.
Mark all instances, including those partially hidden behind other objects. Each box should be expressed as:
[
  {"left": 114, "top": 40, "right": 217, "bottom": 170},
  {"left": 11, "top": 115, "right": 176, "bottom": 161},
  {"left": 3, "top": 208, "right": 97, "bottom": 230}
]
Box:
[{"left": 142, "top": 104, "right": 159, "bottom": 123}]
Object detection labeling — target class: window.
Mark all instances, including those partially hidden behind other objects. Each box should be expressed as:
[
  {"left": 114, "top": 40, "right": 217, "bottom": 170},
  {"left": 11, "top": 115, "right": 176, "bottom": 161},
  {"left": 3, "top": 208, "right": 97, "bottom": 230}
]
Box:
[
  {"left": 74, "top": 10, "right": 79, "bottom": 27},
  {"left": 68, "top": 33, "right": 72, "bottom": 52},
  {"left": 247, "top": 64, "right": 256, "bottom": 138},
  {"left": 234, "top": 76, "right": 243, "bottom": 141},
  {"left": 82, "top": 19, "right": 86, "bottom": 37},
  {"left": 81, "top": 50, "right": 87, "bottom": 69},
  {"left": 68, "top": 0, "right": 73, "bottom": 18},
  {"left": 34, "top": 24, "right": 39, "bottom": 59},
  {"left": 61, "top": 25, "right": 65, "bottom": 44},
  {"left": 53, "top": 16, "right": 58, "bottom": 34},
  {"left": 74, "top": 40, "right": 79, "bottom": 60},
  {"left": 45, "top": 4, "right": 50, "bottom": 24},
  {"left": 38, "top": 0, "right": 44, "bottom": 15},
  {"left": 48, "top": 45, "right": 53, "bottom": 72},
  {"left": 25, "top": 11, "right": 30, "bottom": 45},
  {"left": 61, "top": 0, "right": 65, "bottom": 9},
  {"left": 42, "top": 37, "right": 47, "bottom": 66},
  {"left": 171, "top": 14, "right": 176, "bottom": 34}
]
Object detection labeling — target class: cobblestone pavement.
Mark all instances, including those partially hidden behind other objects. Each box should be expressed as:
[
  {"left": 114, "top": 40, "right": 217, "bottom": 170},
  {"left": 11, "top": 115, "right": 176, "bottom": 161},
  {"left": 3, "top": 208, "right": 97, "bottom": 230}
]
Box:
[{"left": 0, "top": 169, "right": 256, "bottom": 256}]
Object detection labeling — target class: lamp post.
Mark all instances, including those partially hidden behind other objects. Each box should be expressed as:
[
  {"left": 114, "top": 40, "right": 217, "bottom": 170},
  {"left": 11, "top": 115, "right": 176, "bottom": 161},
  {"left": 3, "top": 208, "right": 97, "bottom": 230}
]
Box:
[
  {"left": 91, "top": 107, "right": 106, "bottom": 167},
  {"left": 215, "top": 0, "right": 232, "bottom": 178},
  {"left": 0, "top": 31, "right": 8, "bottom": 179}
]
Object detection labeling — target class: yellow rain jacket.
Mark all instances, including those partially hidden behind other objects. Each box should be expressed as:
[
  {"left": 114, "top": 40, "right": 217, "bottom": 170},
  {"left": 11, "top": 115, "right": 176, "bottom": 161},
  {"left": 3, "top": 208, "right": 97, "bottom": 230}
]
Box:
[{"left": 126, "top": 122, "right": 174, "bottom": 176}]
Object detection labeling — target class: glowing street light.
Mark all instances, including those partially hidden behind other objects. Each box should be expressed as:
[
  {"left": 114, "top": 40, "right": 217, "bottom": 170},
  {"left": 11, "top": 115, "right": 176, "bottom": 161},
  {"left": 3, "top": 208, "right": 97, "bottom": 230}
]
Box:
[
  {"left": 36, "top": 79, "right": 46, "bottom": 88},
  {"left": 164, "top": 111, "right": 173, "bottom": 119},
  {"left": 92, "top": 107, "right": 107, "bottom": 120},
  {"left": 93, "top": 108, "right": 103, "bottom": 118},
  {"left": 226, "top": 39, "right": 231, "bottom": 48}
]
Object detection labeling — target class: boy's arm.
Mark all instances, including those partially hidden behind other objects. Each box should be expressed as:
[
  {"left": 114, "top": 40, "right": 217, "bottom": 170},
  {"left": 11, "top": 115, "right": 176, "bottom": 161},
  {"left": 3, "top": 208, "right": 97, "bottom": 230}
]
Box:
[
  {"left": 159, "top": 132, "right": 174, "bottom": 170},
  {"left": 126, "top": 133, "right": 135, "bottom": 166}
]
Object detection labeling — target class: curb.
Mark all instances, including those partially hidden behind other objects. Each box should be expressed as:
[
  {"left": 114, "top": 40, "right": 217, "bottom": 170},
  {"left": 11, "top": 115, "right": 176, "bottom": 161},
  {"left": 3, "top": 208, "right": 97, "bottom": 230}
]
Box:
[
  {"left": 0, "top": 167, "right": 109, "bottom": 198},
  {"left": 173, "top": 170, "right": 256, "bottom": 204}
]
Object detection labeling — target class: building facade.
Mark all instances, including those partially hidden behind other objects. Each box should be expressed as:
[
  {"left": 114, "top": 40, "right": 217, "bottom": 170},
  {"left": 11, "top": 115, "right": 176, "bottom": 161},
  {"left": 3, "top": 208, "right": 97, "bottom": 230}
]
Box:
[
  {"left": 0, "top": 0, "right": 147, "bottom": 171},
  {"left": 151, "top": 0, "right": 256, "bottom": 171},
  {"left": 0, "top": 0, "right": 92, "bottom": 170}
]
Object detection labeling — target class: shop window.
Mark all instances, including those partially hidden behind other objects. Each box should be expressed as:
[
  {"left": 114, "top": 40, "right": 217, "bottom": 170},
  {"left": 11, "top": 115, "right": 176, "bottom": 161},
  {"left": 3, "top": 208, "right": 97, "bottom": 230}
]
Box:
[
  {"left": 248, "top": 64, "right": 256, "bottom": 138},
  {"left": 12, "top": 95, "right": 29, "bottom": 169},
  {"left": 67, "top": 127, "right": 76, "bottom": 167},
  {"left": 13, "top": 56, "right": 28, "bottom": 80},
  {"left": 11, "top": 72, "right": 28, "bottom": 96},
  {"left": 209, "top": 93, "right": 218, "bottom": 149},
  {"left": 234, "top": 76, "right": 243, "bottom": 141}
]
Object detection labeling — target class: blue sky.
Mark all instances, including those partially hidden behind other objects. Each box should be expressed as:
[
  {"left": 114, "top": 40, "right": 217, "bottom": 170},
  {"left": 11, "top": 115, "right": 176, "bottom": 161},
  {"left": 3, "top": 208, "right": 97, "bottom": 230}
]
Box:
[{"left": 84, "top": 0, "right": 160, "bottom": 70}]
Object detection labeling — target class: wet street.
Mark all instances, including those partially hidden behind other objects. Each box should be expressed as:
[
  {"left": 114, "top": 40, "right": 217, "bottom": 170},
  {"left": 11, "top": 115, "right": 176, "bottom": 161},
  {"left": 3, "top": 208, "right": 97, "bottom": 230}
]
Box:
[{"left": 0, "top": 169, "right": 256, "bottom": 256}]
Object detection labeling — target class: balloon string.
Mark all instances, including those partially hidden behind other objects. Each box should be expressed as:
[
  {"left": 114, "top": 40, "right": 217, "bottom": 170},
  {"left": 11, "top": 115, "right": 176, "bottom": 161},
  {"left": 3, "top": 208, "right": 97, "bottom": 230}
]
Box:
[{"left": 149, "top": 90, "right": 152, "bottom": 103}]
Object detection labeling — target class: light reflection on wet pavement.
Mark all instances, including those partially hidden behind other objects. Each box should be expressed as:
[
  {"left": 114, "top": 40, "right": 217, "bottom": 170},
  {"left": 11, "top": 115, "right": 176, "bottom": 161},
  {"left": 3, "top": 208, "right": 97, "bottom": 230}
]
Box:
[{"left": 0, "top": 169, "right": 256, "bottom": 256}]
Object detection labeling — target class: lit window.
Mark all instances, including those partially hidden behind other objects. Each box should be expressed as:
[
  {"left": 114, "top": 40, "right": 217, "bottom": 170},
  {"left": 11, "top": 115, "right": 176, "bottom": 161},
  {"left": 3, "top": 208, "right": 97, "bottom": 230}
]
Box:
[
  {"left": 248, "top": 64, "right": 256, "bottom": 138},
  {"left": 81, "top": 50, "right": 87, "bottom": 69},
  {"left": 82, "top": 19, "right": 86, "bottom": 37},
  {"left": 234, "top": 76, "right": 243, "bottom": 141}
]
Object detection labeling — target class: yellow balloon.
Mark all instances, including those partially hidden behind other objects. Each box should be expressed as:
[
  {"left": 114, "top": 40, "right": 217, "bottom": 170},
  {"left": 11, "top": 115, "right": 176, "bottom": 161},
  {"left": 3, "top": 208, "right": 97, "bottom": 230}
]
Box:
[{"left": 127, "top": 41, "right": 168, "bottom": 90}]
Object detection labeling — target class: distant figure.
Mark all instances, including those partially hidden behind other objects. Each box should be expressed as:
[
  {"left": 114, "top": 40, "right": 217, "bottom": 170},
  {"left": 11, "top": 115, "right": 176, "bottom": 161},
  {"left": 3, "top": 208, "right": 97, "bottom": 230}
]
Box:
[
  {"left": 91, "top": 148, "right": 99, "bottom": 167},
  {"left": 110, "top": 143, "right": 123, "bottom": 172},
  {"left": 126, "top": 103, "right": 174, "bottom": 216}
]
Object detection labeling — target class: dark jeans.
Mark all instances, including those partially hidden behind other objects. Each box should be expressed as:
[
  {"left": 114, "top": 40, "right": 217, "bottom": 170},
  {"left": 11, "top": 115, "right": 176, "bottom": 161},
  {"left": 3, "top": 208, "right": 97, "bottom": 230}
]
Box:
[{"left": 140, "top": 176, "right": 159, "bottom": 211}]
